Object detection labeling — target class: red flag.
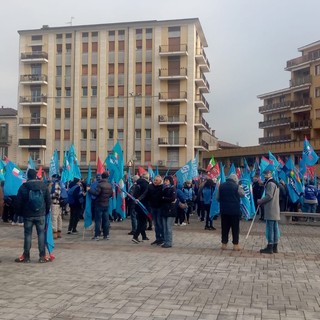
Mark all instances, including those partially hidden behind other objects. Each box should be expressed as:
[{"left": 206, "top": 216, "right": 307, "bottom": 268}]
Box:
[
  {"left": 37, "top": 166, "right": 43, "bottom": 179},
  {"left": 97, "top": 157, "right": 104, "bottom": 174},
  {"left": 138, "top": 166, "right": 147, "bottom": 176},
  {"left": 208, "top": 162, "right": 220, "bottom": 179}
]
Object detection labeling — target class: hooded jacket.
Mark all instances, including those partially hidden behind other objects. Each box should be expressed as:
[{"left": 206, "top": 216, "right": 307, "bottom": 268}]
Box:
[
  {"left": 16, "top": 179, "right": 51, "bottom": 217},
  {"left": 88, "top": 178, "right": 113, "bottom": 207}
]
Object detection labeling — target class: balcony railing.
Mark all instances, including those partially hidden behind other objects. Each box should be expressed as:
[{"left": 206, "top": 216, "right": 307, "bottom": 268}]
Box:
[
  {"left": 195, "top": 73, "right": 210, "bottom": 91},
  {"left": 159, "top": 91, "right": 187, "bottom": 101},
  {"left": 290, "top": 119, "right": 312, "bottom": 130},
  {"left": 259, "top": 101, "right": 291, "bottom": 113},
  {"left": 19, "top": 138, "right": 46, "bottom": 146},
  {"left": 159, "top": 44, "right": 188, "bottom": 55},
  {"left": 195, "top": 48, "right": 210, "bottom": 71},
  {"left": 258, "top": 117, "right": 291, "bottom": 129},
  {"left": 290, "top": 75, "right": 311, "bottom": 87},
  {"left": 195, "top": 117, "right": 211, "bottom": 131},
  {"left": 158, "top": 115, "right": 187, "bottom": 123},
  {"left": 19, "top": 95, "right": 47, "bottom": 104},
  {"left": 194, "top": 139, "right": 209, "bottom": 150},
  {"left": 259, "top": 134, "right": 291, "bottom": 145},
  {"left": 20, "top": 74, "right": 48, "bottom": 82},
  {"left": 21, "top": 51, "right": 48, "bottom": 61},
  {"left": 158, "top": 137, "right": 187, "bottom": 145},
  {"left": 290, "top": 98, "right": 312, "bottom": 111},
  {"left": 0, "top": 135, "right": 13, "bottom": 145},
  {"left": 195, "top": 94, "right": 210, "bottom": 111},
  {"left": 286, "top": 49, "right": 320, "bottom": 69},
  {"left": 19, "top": 117, "right": 47, "bottom": 126},
  {"left": 159, "top": 68, "right": 187, "bottom": 78}
]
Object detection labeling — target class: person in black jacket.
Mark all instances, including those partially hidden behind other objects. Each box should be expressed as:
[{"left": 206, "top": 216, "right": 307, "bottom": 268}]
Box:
[
  {"left": 15, "top": 169, "right": 51, "bottom": 263},
  {"left": 216, "top": 174, "right": 245, "bottom": 251},
  {"left": 87, "top": 172, "right": 113, "bottom": 240}
]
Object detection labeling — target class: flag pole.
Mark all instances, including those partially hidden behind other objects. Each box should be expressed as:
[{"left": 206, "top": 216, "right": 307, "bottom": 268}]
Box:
[{"left": 245, "top": 205, "right": 260, "bottom": 240}]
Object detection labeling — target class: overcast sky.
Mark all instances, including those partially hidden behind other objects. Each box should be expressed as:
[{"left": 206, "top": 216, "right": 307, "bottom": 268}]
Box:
[{"left": 1, "top": 0, "right": 319, "bottom": 146}]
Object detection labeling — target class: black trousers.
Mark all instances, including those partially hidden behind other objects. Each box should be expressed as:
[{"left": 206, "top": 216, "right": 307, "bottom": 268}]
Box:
[
  {"left": 133, "top": 211, "right": 147, "bottom": 239},
  {"left": 221, "top": 214, "right": 240, "bottom": 245}
]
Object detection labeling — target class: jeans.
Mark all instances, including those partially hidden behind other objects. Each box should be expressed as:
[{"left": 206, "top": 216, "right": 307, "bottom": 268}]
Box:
[
  {"left": 302, "top": 203, "right": 317, "bottom": 213},
  {"left": 265, "top": 220, "right": 280, "bottom": 244},
  {"left": 204, "top": 204, "right": 213, "bottom": 227},
  {"left": 151, "top": 207, "right": 164, "bottom": 242},
  {"left": 94, "top": 204, "right": 110, "bottom": 237},
  {"left": 129, "top": 205, "right": 137, "bottom": 232},
  {"left": 162, "top": 216, "right": 174, "bottom": 246},
  {"left": 23, "top": 215, "right": 46, "bottom": 258}
]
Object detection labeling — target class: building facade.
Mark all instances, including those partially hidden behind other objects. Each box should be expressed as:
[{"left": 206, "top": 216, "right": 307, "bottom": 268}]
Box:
[{"left": 17, "top": 18, "right": 214, "bottom": 170}]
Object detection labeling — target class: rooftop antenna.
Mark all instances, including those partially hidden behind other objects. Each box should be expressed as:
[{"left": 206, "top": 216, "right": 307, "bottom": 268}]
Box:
[{"left": 66, "top": 17, "right": 75, "bottom": 26}]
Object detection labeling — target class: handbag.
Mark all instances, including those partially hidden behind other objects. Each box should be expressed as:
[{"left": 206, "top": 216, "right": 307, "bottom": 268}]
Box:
[{"left": 178, "top": 201, "right": 188, "bottom": 209}]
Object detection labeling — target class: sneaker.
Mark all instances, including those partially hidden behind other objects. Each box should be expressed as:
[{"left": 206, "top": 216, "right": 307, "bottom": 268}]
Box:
[
  {"left": 180, "top": 222, "right": 187, "bottom": 226},
  {"left": 11, "top": 222, "right": 17, "bottom": 226},
  {"left": 174, "top": 223, "right": 178, "bottom": 226},
  {"left": 39, "top": 256, "right": 50, "bottom": 263},
  {"left": 128, "top": 231, "right": 135, "bottom": 235},
  {"left": 15, "top": 255, "right": 30, "bottom": 263},
  {"left": 71, "top": 230, "right": 79, "bottom": 235},
  {"left": 92, "top": 236, "right": 99, "bottom": 241},
  {"left": 209, "top": 226, "right": 216, "bottom": 230},
  {"left": 161, "top": 244, "right": 172, "bottom": 248},
  {"left": 132, "top": 238, "right": 140, "bottom": 244},
  {"left": 156, "top": 241, "right": 164, "bottom": 246},
  {"left": 67, "top": 231, "right": 72, "bottom": 234},
  {"left": 18, "top": 223, "right": 24, "bottom": 227},
  {"left": 103, "top": 236, "right": 110, "bottom": 240},
  {"left": 142, "top": 237, "right": 149, "bottom": 241},
  {"left": 150, "top": 240, "right": 158, "bottom": 245}
]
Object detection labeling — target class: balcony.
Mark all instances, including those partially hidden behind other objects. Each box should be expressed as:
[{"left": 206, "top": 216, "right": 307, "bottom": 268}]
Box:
[
  {"left": 159, "top": 91, "right": 187, "bottom": 102},
  {"left": 195, "top": 73, "right": 210, "bottom": 93},
  {"left": 158, "top": 137, "right": 187, "bottom": 147},
  {"left": 0, "top": 135, "right": 13, "bottom": 146},
  {"left": 195, "top": 94, "right": 209, "bottom": 112},
  {"left": 159, "top": 68, "right": 188, "bottom": 80},
  {"left": 19, "top": 117, "right": 47, "bottom": 127},
  {"left": 159, "top": 44, "right": 188, "bottom": 56},
  {"left": 194, "top": 139, "right": 209, "bottom": 151},
  {"left": 259, "top": 101, "right": 291, "bottom": 114},
  {"left": 20, "top": 74, "right": 48, "bottom": 85},
  {"left": 259, "top": 134, "right": 291, "bottom": 145},
  {"left": 19, "top": 138, "right": 47, "bottom": 148},
  {"left": 195, "top": 48, "right": 210, "bottom": 72},
  {"left": 290, "top": 98, "right": 312, "bottom": 113},
  {"left": 290, "top": 119, "right": 311, "bottom": 131},
  {"left": 158, "top": 114, "right": 187, "bottom": 124},
  {"left": 19, "top": 95, "right": 47, "bottom": 106},
  {"left": 195, "top": 117, "right": 211, "bottom": 132},
  {"left": 258, "top": 117, "right": 291, "bottom": 129},
  {"left": 286, "top": 49, "right": 320, "bottom": 70},
  {"left": 21, "top": 51, "right": 48, "bottom": 63},
  {"left": 290, "top": 75, "right": 311, "bottom": 88}
]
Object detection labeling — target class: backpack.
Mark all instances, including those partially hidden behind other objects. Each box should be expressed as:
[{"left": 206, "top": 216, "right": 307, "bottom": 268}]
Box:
[
  {"left": 202, "top": 186, "right": 214, "bottom": 205},
  {"left": 28, "top": 189, "right": 44, "bottom": 212}
]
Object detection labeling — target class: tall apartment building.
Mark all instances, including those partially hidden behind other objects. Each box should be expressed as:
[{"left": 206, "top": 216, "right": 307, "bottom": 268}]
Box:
[
  {"left": 17, "top": 18, "right": 213, "bottom": 170},
  {"left": 258, "top": 40, "right": 320, "bottom": 146}
]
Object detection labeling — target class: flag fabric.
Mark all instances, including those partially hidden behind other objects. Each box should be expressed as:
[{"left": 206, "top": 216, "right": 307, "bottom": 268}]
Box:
[
  {"left": 155, "top": 166, "right": 159, "bottom": 176},
  {"left": 219, "top": 162, "right": 226, "bottom": 183},
  {"left": 175, "top": 160, "right": 193, "bottom": 186},
  {"left": 36, "top": 166, "right": 43, "bottom": 179},
  {"left": 45, "top": 212, "right": 55, "bottom": 260},
  {"left": 191, "top": 156, "right": 199, "bottom": 180},
  {"left": 96, "top": 157, "right": 104, "bottom": 174},
  {"left": 49, "top": 150, "right": 59, "bottom": 178},
  {"left": 241, "top": 158, "right": 251, "bottom": 180},
  {"left": 138, "top": 166, "right": 147, "bottom": 176},
  {"left": 260, "top": 156, "right": 275, "bottom": 176},
  {"left": 61, "top": 151, "right": 72, "bottom": 183},
  {"left": 28, "top": 156, "right": 35, "bottom": 170},
  {"left": 206, "top": 156, "right": 216, "bottom": 172},
  {"left": 209, "top": 181, "right": 220, "bottom": 219},
  {"left": 239, "top": 178, "right": 256, "bottom": 220},
  {"left": 4, "top": 161, "right": 26, "bottom": 196},
  {"left": 68, "top": 144, "right": 81, "bottom": 180},
  {"left": 0, "top": 160, "right": 5, "bottom": 181},
  {"left": 84, "top": 164, "right": 93, "bottom": 229},
  {"left": 147, "top": 164, "right": 155, "bottom": 181},
  {"left": 105, "top": 142, "right": 124, "bottom": 183},
  {"left": 302, "top": 138, "right": 319, "bottom": 166},
  {"left": 227, "top": 163, "right": 236, "bottom": 177},
  {"left": 116, "top": 179, "right": 126, "bottom": 220},
  {"left": 207, "top": 162, "right": 220, "bottom": 180}
]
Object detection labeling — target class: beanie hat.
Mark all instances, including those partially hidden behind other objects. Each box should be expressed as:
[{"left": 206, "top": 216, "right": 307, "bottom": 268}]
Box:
[{"left": 164, "top": 175, "right": 174, "bottom": 185}]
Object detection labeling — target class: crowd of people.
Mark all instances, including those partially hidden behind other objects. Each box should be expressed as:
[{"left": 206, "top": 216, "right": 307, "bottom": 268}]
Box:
[{"left": 1, "top": 166, "right": 320, "bottom": 263}]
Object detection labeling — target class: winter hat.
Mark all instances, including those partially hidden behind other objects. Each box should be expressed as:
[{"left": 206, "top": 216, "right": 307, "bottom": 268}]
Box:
[{"left": 164, "top": 175, "right": 174, "bottom": 185}]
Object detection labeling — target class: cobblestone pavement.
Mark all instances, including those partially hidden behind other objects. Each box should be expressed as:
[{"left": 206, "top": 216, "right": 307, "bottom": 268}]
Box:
[{"left": 1, "top": 215, "right": 320, "bottom": 320}]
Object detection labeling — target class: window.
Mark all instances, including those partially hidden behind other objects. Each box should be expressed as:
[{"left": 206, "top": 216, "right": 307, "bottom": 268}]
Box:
[
  {"left": 82, "top": 32, "right": 88, "bottom": 38},
  {"left": 136, "top": 40, "right": 142, "bottom": 50},
  {"left": 57, "top": 44, "right": 62, "bottom": 53},
  {"left": 65, "top": 108, "right": 70, "bottom": 118},
  {"left": 316, "top": 65, "right": 320, "bottom": 76},
  {"left": 145, "top": 106, "right": 151, "bottom": 116},
  {"left": 118, "top": 107, "right": 124, "bottom": 117},
  {"left": 146, "top": 62, "right": 152, "bottom": 73},
  {"left": 135, "top": 129, "right": 141, "bottom": 139},
  {"left": 82, "top": 43, "right": 88, "bottom": 53},
  {"left": 135, "top": 151, "right": 141, "bottom": 160},
  {"left": 56, "top": 34, "right": 62, "bottom": 39},
  {"left": 81, "top": 151, "right": 86, "bottom": 162},
  {"left": 81, "top": 129, "right": 87, "bottom": 139},
  {"left": 65, "top": 87, "right": 71, "bottom": 97},
  {"left": 90, "top": 151, "right": 96, "bottom": 162},
  {"left": 81, "top": 108, "right": 87, "bottom": 118},
  {"left": 32, "top": 35, "right": 42, "bottom": 41},
  {"left": 56, "top": 88, "right": 61, "bottom": 97},
  {"left": 145, "top": 85, "right": 152, "bottom": 95},
  {"left": 136, "top": 107, "right": 142, "bottom": 117},
  {"left": 136, "top": 62, "right": 142, "bottom": 73},
  {"left": 146, "top": 39, "right": 152, "bottom": 50},
  {"left": 109, "top": 63, "right": 114, "bottom": 74},
  {"left": 145, "top": 151, "right": 151, "bottom": 162},
  {"left": 55, "top": 109, "right": 61, "bottom": 118},
  {"left": 117, "top": 129, "right": 124, "bottom": 139},
  {"left": 91, "top": 130, "right": 97, "bottom": 139},
  {"left": 316, "top": 87, "right": 320, "bottom": 97},
  {"left": 55, "top": 130, "right": 61, "bottom": 140},
  {"left": 91, "top": 64, "right": 97, "bottom": 75},
  {"left": 136, "top": 29, "right": 142, "bottom": 35},
  {"left": 118, "top": 40, "right": 125, "bottom": 51},
  {"left": 109, "top": 41, "right": 115, "bottom": 51},
  {"left": 108, "top": 107, "right": 114, "bottom": 117},
  {"left": 108, "top": 129, "right": 114, "bottom": 138},
  {"left": 82, "top": 65, "right": 88, "bottom": 75},
  {"left": 118, "top": 30, "right": 125, "bottom": 36},
  {"left": 66, "top": 33, "right": 72, "bottom": 38},
  {"left": 108, "top": 86, "right": 114, "bottom": 97},
  {"left": 91, "top": 86, "right": 97, "bottom": 96},
  {"left": 316, "top": 109, "right": 320, "bottom": 119},
  {"left": 109, "top": 31, "right": 115, "bottom": 36},
  {"left": 118, "top": 85, "right": 124, "bottom": 96},
  {"left": 118, "top": 63, "right": 124, "bottom": 73},
  {"left": 91, "top": 108, "right": 97, "bottom": 118},
  {"left": 64, "top": 130, "right": 70, "bottom": 140},
  {"left": 92, "top": 42, "right": 98, "bottom": 52},
  {"left": 82, "top": 87, "right": 88, "bottom": 97},
  {"left": 56, "top": 66, "right": 62, "bottom": 76},
  {"left": 65, "top": 65, "right": 71, "bottom": 76},
  {"left": 135, "top": 85, "right": 142, "bottom": 95},
  {"left": 66, "top": 43, "right": 72, "bottom": 52},
  {"left": 92, "top": 32, "right": 98, "bottom": 37},
  {"left": 146, "top": 28, "right": 152, "bottom": 34},
  {"left": 145, "top": 129, "right": 151, "bottom": 139}
]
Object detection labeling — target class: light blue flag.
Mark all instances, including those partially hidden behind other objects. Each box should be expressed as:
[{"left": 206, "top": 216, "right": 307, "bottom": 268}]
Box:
[
  {"left": 175, "top": 160, "right": 192, "bottom": 185},
  {"left": 28, "top": 156, "right": 35, "bottom": 170},
  {"left": 239, "top": 178, "right": 256, "bottom": 220},
  {"left": 302, "top": 138, "right": 319, "bottom": 166},
  {"left": 227, "top": 163, "right": 236, "bottom": 177},
  {"left": 105, "top": 142, "right": 124, "bottom": 183},
  {"left": 219, "top": 162, "right": 226, "bottom": 183},
  {"left": 241, "top": 158, "right": 251, "bottom": 181},
  {"left": 68, "top": 144, "right": 81, "bottom": 179},
  {"left": 209, "top": 181, "right": 220, "bottom": 219},
  {"left": 190, "top": 156, "right": 199, "bottom": 180},
  {"left": 147, "top": 164, "right": 155, "bottom": 181},
  {"left": 45, "top": 212, "right": 54, "bottom": 254},
  {"left": 49, "top": 150, "right": 60, "bottom": 178},
  {"left": 84, "top": 164, "right": 93, "bottom": 229},
  {"left": 0, "top": 160, "right": 5, "bottom": 181},
  {"left": 155, "top": 166, "right": 159, "bottom": 176},
  {"left": 116, "top": 179, "right": 126, "bottom": 220},
  {"left": 4, "top": 161, "right": 26, "bottom": 196}
]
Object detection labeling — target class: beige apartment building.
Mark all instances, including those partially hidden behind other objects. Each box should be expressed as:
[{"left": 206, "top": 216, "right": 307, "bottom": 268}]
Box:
[
  {"left": 211, "top": 40, "right": 320, "bottom": 174},
  {"left": 17, "top": 18, "right": 215, "bottom": 170}
]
